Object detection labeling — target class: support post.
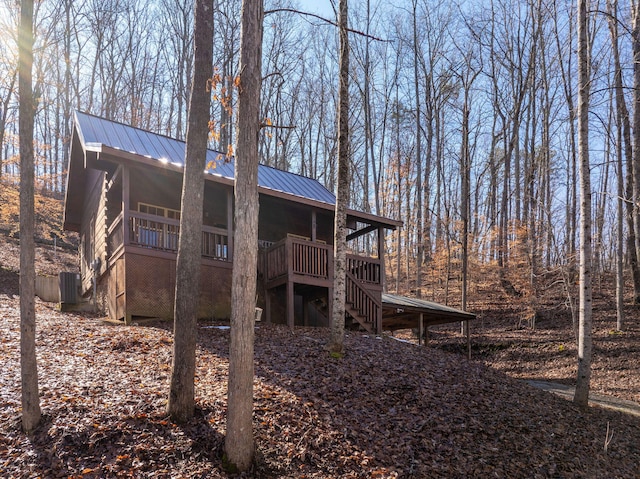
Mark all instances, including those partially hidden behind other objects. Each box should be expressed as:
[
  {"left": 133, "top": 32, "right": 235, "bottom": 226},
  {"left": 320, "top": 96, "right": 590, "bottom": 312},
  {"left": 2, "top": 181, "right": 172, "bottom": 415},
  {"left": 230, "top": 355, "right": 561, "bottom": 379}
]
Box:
[
  {"left": 311, "top": 210, "right": 317, "bottom": 242},
  {"left": 419, "top": 313, "right": 423, "bottom": 346},
  {"left": 122, "top": 166, "right": 130, "bottom": 245},
  {"left": 377, "top": 226, "right": 385, "bottom": 291},
  {"left": 226, "top": 188, "right": 234, "bottom": 260},
  {"left": 265, "top": 288, "right": 271, "bottom": 324},
  {"left": 328, "top": 287, "right": 333, "bottom": 331},
  {"left": 287, "top": 280, "right": 294, "bottom": 329}
]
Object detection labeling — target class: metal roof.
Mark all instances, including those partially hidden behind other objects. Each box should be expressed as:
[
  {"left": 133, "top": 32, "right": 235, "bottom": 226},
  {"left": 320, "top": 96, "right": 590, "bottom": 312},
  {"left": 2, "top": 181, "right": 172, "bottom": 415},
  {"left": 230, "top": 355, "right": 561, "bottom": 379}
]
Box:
[
  {"left": 382, "top": 293, "right": 475, "bottom": 318},
  {"left": 381, "top": 293, "right": 475, "bottom": 331},
  {"left": 382, "top": 293, "right": 476, "bottom": 319},
  {"left": 74, "top": 111, "right": 336, "bottom": 206}
]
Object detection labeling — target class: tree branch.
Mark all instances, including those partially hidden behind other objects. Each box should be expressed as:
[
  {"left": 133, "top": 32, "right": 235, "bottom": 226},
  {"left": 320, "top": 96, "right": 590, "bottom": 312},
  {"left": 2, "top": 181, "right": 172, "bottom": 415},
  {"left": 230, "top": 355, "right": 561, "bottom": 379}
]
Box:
[
  {"left": 261, "top": 122, "right": 296, "bottom": 130},
  {"left": 264, "top": 8, "right": 388, "bottom": 42}
]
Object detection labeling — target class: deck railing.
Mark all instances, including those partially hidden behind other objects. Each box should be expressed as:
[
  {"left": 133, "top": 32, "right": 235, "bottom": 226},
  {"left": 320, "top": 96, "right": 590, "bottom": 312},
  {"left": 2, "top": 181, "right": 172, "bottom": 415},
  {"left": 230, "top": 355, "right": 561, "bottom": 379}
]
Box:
[
  {"left": 264, "top": 236, "right": 382, "bottom": 287},
  {"left": 125, "top": 211, "right": 229, "bottom": 260},
  {"left": 345, "top": 268, "right": 381, "bottom": 331},
  {"left": 264, "top": 236, "right": 332, "bottom": 282},
  {"left": 347, "top": 254, "right": 381, "bottom": 285}
]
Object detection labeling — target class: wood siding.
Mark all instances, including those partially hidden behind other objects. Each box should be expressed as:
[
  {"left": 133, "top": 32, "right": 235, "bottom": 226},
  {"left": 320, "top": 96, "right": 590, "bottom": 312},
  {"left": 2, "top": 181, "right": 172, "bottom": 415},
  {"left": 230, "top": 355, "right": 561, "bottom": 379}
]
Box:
[{"left": 79, "top": 169, "right": 108, "bottom": 295}]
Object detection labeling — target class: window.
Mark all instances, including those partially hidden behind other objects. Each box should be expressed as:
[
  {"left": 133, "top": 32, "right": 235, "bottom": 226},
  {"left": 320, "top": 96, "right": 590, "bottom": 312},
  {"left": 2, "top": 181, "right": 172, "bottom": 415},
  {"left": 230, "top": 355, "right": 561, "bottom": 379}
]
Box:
[
  {"left": 134, "top": 203, "right": 181, "bottom": 250},
  {"left": 139, "top": 202, "right": 181, "bottom": 220}
]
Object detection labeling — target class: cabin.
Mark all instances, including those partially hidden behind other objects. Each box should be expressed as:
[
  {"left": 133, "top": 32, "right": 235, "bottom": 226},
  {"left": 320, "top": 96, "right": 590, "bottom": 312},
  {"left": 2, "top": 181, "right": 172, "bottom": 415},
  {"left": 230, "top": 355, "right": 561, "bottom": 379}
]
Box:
[{"left": 63, "top": 112, "right": 474, "bottom": 333}]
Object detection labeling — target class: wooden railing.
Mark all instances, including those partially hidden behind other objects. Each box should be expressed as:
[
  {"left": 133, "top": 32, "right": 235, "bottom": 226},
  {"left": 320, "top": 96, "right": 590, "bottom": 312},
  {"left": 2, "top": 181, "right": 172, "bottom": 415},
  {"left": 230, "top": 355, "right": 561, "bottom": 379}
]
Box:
[
  {"left": 347, "top": 254, "right": 381, "bottom": 285},
  {"left": 125, "top": 211, "right": 229, "bottom": 260},
  {"left": 345, "top": 269, "right": 382, "bottom": 333},
  {"left": 292, "top": 238, "right": 330, "bottom": 278},
  {"left": 264, "top": 236, "right": 331, "bottom": 282}
]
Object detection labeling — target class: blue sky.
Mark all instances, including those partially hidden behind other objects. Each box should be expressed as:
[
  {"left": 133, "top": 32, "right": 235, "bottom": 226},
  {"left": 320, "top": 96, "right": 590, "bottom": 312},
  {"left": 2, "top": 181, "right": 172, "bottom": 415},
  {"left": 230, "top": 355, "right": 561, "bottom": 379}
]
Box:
[{"left": 295, "top": 0, "right": 335, "bottom": 19}]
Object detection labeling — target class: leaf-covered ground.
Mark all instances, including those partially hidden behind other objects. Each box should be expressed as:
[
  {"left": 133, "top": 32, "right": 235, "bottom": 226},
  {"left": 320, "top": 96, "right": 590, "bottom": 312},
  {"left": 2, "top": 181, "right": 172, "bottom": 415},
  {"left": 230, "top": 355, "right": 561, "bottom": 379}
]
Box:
[
  {"left": 2, "top": 280, "right": 640, "bottom": 478},
  {"left": 415, "top": 285, "right": 640, "bottom": 408}
]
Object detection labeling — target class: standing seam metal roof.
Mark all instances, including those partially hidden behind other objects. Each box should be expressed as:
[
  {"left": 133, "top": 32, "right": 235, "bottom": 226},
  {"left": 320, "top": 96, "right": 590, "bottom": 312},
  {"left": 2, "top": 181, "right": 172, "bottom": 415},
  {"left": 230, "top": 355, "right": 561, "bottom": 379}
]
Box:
[{"left": 74, "top": 111, "right": 336, "bottom": 206}]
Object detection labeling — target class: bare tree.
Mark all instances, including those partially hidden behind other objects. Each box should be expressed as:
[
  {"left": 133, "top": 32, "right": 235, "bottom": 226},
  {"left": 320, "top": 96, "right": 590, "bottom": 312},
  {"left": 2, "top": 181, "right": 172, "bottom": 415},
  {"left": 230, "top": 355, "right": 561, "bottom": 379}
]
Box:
[
  {"left": 18, "top": 0, "right": 41, "bottom": 434},
  {"left": 607, "top": 0, "right": 626, "bottom": 330},
  {"left": 574, "top": 0, "right": 593, "bottom": 408},
  {"left": 167, "top": 0, "right": 214, "bottom": 423},
  {"left": 412, "top": 0, "right": 423, "bottom": 297},
  {"left": 329, "top": 0, "right": 350, "bottom": 355},
  {"left": 224, "top": 0, "right": 263, "bottom": 471}
]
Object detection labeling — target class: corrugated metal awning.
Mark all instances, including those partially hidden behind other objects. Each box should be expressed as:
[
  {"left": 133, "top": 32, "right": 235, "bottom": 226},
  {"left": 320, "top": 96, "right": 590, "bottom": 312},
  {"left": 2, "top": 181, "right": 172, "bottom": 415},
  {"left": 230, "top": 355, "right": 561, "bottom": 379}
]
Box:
[{"left": 381, "top": 293, "right": 476, "bottom": 331}]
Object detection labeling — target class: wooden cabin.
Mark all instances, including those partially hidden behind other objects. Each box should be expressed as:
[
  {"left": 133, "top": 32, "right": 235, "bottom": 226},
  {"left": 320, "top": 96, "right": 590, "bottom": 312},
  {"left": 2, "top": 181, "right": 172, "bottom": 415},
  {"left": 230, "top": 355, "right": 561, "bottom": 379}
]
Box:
[{"left": 63, "top": 112, "right": 406, "bottom": 333}]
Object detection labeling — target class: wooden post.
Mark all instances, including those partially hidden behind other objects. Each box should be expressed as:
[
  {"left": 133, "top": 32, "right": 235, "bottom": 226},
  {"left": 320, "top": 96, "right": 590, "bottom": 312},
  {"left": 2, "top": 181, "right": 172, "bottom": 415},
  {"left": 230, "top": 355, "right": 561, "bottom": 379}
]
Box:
[
  {"left": 466, "top": 320, "right": 471, "bottom": 360},
  {"left": 265, "top": 288, "right": 271, "bottom": 324},
  {"left": 328, "top": 287, "right": 333, "bottom": 331},
  {"left": 287, "top": 281, "right": 294, "bottom": 329},
  {"left": 419, "top": 313, "right": 423, "bottom": 346},
  {"left": 122, "top": 166, "right": 130, "bottom": 245},
  {"left": 227, "top": 188, "right": 234, "bottom": 260},
  {"left": 377, "top": 226, "right": 385, "bottom": 291},
  {"left": 303, "top": 293, "right": 309, "bottom": 326},
  {"left": 311, "top": 210, "right": 317, "bottom": 242}
]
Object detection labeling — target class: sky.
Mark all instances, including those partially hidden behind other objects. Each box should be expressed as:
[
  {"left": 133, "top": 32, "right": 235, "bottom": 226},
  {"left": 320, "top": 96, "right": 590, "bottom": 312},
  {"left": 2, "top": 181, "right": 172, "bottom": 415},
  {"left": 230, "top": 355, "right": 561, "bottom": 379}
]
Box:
[{"left": 294, "top": 0, "right": 336, "bottom": 20}]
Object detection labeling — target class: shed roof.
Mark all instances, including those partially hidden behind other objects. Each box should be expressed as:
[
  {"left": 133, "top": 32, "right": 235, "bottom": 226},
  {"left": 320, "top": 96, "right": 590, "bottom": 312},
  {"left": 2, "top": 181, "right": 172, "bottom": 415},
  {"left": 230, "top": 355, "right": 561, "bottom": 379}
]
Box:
[
  {"left": 74, "top": 111, "right": 337, "bottom": 206},
  {"left": 381, "top": 293, "right": 476, "bottom": 331}
]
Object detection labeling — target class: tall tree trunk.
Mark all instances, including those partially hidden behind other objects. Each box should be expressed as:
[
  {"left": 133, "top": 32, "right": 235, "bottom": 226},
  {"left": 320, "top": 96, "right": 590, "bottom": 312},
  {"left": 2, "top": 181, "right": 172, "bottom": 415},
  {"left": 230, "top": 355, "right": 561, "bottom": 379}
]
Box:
[
  {"left": 608, "top": 0, "right": 625, "bottom": 330},
  {"left": 616, "top": 93, "right": 625, "bottom": 331},
  {"left": 553, "top": 3, "right": 578, "bottom": 265},
  {"left": 608, "top": 0, "right": 640, "bottom": 303},
  {"left": 412, "top": 0, "right": 423, "bottom": 298},
  {"left": 632, "top": 1, "right": 640, "bottom": 303},
  {"left": 574, "top": 0, "right": 593, "bottom": 408},
  {"left": 18, "top": 0, "right": 41, "bottom": 435},
  {"left": 224, "top": 0, "right": 263, "bottom": 470},
  {"left": 329, "top": 0, "right": 350, "bottom": 355},
  {"left": 167, "top": 0, "right": 214, "bottom": 423}
]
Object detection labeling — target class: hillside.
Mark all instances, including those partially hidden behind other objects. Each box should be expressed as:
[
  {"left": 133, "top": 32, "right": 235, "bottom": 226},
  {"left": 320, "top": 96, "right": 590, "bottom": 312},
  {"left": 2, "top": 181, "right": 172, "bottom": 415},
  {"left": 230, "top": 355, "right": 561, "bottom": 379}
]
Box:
[
  {"left": 0, "top": 181, "right": 78, "bottom": 280},
  {"left": 1, "top": 183, "right": 640, "bottom": 477},
  {"left": 1, "top": 293, "right": 639, "bottom": 478}
]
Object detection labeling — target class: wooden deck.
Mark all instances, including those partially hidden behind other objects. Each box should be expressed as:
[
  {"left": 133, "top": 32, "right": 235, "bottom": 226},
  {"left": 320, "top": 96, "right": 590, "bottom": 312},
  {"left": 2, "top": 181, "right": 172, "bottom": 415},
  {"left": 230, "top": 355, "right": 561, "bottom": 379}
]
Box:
[
  {"left": 107, "top": 214, "right": 383, "bottom": 332},
  {"left": 263, "top": 236, "right": 383, "bottom": 333},
  {"left": 107, "top": 211, "right": 230, "bottom": 261}
]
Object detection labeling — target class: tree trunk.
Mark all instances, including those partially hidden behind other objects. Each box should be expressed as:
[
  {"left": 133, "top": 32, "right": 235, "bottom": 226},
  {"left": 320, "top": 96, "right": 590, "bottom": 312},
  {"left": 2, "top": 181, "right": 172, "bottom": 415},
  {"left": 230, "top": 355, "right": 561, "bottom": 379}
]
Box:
[
  {"left": 574, "top": 0, "right": 592, "bottom": 408},
  {"left": 607, "top": 0, "right": 640, "bottom": 303},
  {"left": 224, "top": 0, "right": 263, "bottom": 471},
  {"left": 412, "top": 0, "right": 423, "bottom": 298},
  {"left": 632, "top": 1, "right": 640, "bottom": 303},
  {"left": 18, "top": 0, "right": 41, "bottom": 435},
  {"left": 167, "top": 0, "right": 214, "bottom": 423},
  {"left": 329, "top": 0, "right": 350, "bottom": 355},
  {"left": 608, "top": 0, "right": 625, "bottom": 330}
]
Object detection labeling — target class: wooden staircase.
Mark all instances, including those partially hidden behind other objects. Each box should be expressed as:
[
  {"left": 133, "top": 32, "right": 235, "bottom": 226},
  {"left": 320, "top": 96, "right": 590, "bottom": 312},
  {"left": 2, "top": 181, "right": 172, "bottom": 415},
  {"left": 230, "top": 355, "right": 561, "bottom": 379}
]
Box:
[
  {"left": 261, "top": 236, "right": 382, "bottom": 331},
  {"left": 345, "top": 270, "right": 381, "bottom": 333}
]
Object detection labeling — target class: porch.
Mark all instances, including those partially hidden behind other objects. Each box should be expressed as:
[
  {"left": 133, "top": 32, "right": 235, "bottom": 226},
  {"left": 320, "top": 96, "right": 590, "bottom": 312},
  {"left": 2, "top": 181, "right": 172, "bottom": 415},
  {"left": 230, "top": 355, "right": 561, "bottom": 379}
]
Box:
[
  {"left": 261, "top": 235, "right": 383, "bottom": 334},
  {"left": 107, "top": 210, "right": 231, "bottom": 262},
  {"left": 107, "top": 212, "right": 385, "bottom": 332}
]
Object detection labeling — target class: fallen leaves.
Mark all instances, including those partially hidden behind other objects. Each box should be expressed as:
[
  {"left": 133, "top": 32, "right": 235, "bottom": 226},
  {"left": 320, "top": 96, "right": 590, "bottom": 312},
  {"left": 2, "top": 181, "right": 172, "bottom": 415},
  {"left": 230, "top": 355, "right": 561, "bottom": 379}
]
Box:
[{"left": 0, "top": 289, "right": 640, "bottom": 477}]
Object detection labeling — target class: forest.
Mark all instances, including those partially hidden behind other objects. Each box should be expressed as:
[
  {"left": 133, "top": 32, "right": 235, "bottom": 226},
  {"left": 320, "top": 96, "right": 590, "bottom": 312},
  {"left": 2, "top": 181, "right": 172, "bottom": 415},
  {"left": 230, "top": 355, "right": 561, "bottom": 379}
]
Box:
[
  {"left": 3, "top": 0, "right": 640, "bottom": 476},
  {"left": 2, "top": 0, "right": 638, "bottom": 315}
]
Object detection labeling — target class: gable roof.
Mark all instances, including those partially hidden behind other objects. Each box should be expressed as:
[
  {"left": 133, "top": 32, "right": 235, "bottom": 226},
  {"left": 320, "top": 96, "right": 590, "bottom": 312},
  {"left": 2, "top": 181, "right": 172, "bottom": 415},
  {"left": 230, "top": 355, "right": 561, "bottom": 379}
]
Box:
[
  {"left": 74, "top": 111, "right": 337, "bottom": 206},
  {"left": 65, "top": 111, "right": 401, "bottom": 232}
]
